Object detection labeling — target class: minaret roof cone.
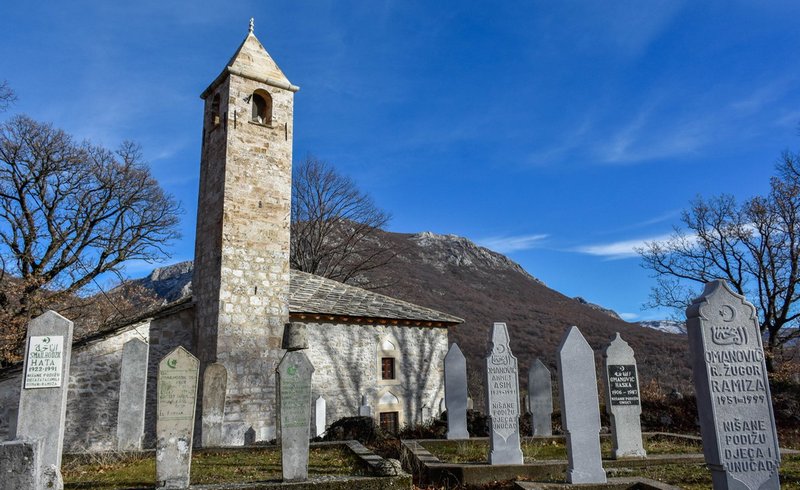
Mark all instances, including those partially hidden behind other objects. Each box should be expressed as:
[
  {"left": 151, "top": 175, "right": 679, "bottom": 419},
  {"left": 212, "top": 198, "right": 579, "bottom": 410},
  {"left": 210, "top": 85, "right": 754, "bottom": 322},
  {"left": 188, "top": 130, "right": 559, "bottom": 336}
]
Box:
[{"left": 201, "top": 18, "right": 299, "bottom": 99}]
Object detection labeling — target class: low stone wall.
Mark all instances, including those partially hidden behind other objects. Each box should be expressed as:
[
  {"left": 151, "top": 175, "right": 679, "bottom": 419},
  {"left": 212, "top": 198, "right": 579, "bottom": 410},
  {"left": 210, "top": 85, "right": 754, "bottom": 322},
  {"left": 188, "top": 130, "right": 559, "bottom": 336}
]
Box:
[
  {"left": 64, "top": 322, "right": 151, "bottom": 452},
  {"left": 0, "top": 304, "right": 194, "bottom": 452},
  {"left": 0, "top": 369, "right": 22, "bottom": 441},
  {"left": 1, "top": 310, "right": 445, "bottom": 451}
]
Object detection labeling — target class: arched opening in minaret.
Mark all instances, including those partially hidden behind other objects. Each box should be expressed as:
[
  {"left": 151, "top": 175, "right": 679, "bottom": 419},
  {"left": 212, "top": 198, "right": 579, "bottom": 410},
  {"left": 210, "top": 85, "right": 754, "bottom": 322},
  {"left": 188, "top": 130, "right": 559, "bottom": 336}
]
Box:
[
  {"left": 251, "top": 90, "right": 272, "bottom": 125},
  {"left": 210, "top": 93, "right": 221, "bottom": 127}
]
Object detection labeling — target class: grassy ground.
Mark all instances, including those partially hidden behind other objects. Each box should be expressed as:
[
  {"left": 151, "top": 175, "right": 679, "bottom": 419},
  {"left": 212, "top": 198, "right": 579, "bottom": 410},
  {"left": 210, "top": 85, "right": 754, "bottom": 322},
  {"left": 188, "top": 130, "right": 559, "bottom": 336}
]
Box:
[
  {"left": 422, "top": 434, "right": 703, "bottom": 463},
  {"left": 606, "top": 455, "right": 800, "bottom": 490},
  {"left": 62, "top": 446, "right": 360, "bottom": 489},
  {"left": 419, "top": 436, "right": 800, "bottom": 489}
]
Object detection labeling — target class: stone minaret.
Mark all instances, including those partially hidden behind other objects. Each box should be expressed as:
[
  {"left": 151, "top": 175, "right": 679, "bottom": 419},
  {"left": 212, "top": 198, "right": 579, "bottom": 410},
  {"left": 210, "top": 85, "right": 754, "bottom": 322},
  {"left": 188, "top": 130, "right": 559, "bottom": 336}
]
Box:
[{"left": 194, "top": 20, "right": 298, "bottom": 445}]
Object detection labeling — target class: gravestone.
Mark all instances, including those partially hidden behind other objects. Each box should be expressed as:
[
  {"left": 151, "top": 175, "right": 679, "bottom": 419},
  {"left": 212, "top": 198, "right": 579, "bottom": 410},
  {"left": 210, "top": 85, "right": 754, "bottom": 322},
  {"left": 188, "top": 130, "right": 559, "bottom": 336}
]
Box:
[
  {"left": 314, "top": 396, "right": 326, "bottom": 438},
  {"left": 156, "top": 346, "right": 199, "bottom": 489},
  {"left": 117, "top": 338, "right": 149, "bottom": 451},
  {"left": 277, "top": 350, "right": 314, "bottom": 482},
  {"left": 557, "top": 326, "right": 606, "bottom": 484},
  {"left": 603, "top": 333, "right": 646, "bottom": 458},
  {"left": 201, "top": 363, "right": 227, "bottom": 447},
  {"left": 485, "top": 322, "right": 523, "bottom": 464},
  {"left": 358, "top": 395, "right": 372, "bottom": 417},
  {"left": 528, "top": 358, "right": 553, "bottom": 436},
  {"left": 16, "top": 311, "right": 74, "bottom": 490},
  {"left": 0, "top": 438, "right": 42, "bottom": 490},
  {"left": 687, "top": 280, "right": 780, "bottom": 490},
  {"left": 467, "top": 397, "right": 474, "bottom": 410},
  {"left": 444, "top": 343, "right": 469, "bottom": 439}
]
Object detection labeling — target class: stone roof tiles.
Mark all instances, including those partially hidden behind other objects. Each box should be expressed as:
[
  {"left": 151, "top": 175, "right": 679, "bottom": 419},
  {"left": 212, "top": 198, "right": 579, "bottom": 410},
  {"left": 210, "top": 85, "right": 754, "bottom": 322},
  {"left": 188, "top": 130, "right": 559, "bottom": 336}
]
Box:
[{"left": 289, "top": 270, "right": 463, "bottom": 325}]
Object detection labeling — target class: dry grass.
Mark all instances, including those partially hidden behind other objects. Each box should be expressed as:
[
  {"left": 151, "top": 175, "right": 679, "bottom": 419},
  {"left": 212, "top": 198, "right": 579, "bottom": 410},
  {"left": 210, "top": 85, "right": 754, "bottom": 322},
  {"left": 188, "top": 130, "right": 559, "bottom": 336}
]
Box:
[{"left": 62, "top": 446, "right": 360, "bottom": 489}]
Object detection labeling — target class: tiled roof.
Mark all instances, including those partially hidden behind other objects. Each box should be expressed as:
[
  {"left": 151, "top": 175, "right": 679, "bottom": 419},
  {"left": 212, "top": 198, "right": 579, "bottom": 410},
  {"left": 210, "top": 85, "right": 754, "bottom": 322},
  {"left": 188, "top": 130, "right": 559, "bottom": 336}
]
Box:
[{"left": 289, "top": 270, "right": 462, "bottom": 325}]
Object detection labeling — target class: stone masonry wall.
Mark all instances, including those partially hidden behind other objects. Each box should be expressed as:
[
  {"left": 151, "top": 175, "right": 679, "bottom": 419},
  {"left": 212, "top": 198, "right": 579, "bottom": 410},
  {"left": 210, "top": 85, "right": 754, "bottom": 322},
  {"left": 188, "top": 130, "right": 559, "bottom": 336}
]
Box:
[
  {"left": 143, "top": 308, "right": 195, "bottom": 447},
  {"left": 193, "top": 77, "right": 229, "bottom": 366},
  {"left": 0, "top": 307, "right": 193, "bottom": 452},
  {"left": 63, "top": 323, "right": 150, "bottom": 452},
  {"left": 306, "top": 322, "right": 449, "bottom": 430},
  {"left": 194, "top": 47, "right": 295, "bottom": 444},
  {"left": 0, "top": 371, "right": 21, "bottom": 441},
  {"left": 0, "top": 313, "right": 449, "bottom": 449}
]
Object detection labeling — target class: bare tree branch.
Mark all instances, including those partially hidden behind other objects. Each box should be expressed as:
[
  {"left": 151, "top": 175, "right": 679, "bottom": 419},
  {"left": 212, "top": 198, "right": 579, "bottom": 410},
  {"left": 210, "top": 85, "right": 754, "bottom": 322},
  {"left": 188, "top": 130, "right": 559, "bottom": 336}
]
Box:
[
  {"left": 639, "top": 151, "right": 800, "bottom": 370},
  {"left": 0, "top": 81, "right": 15, "bottom": 112},
  {"left": 290, "top": 156, "right": 394, "bottom": 285},
  {"left": 0, "top": 115, "right": 182, "bottom": 362}
]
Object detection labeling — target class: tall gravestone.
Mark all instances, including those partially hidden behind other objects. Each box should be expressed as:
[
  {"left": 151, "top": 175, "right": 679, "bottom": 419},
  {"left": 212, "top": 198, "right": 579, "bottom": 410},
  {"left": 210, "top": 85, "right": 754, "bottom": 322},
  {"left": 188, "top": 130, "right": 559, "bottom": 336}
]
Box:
[
  {"left": 201, "top": 363, "right": 227, "bottom": 447},
  {"left": 557, "top": 326, "right": 606, "bottom": 484},
  {"left": 277, "top": 351, "right": 314, "bottom": 482},
  {"left": 314, "top": 396, "right": 326, "bottom": 438},
  {"left": 485, "top": 322, "right": 523, "bottom": 465},
  {"left": 156, "top": 347, "right": 199, "bottom": 489},
  {"left": 528, "top": 358, "right": 553, "bottom": 436},
  {"left": 603, "top": 333, "right": 646, "bottom": 458},
  {"left": 16, "top": 310, "right": 74, "bottom": 490},
  {"left": 687, "top": 280, "right": 780, "bottom": 490},
  {"left": 444, "top": 343, "right": 469, "bottom": 439},
  {"left": 117, "top": 338, "right": 149, "bottom": 451}
]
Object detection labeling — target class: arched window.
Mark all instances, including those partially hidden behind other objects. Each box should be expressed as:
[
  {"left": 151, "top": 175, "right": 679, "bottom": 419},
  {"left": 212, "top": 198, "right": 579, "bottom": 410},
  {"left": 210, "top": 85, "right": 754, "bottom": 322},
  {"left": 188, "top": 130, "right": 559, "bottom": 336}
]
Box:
[
  {"left": 210, "top": 94, "right": 221, "bottom": 127},
  {"left": 251, "top": 90, "right": 272, "bottom": 125},
  {"left": 377, "top": 335, "right": 400, "bottom": 386}
]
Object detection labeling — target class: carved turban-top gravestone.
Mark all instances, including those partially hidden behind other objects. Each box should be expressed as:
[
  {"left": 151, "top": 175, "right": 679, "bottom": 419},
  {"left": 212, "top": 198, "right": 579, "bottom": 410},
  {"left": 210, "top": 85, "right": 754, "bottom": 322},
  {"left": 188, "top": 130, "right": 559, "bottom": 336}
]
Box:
[
  {"left": 156, "top": 346, "right": 199, "bottom": 489},
  {"left": 485, "top": 322, "right": 523, "bottom": 465},
  {"left": 687, "top": 280, "right": 780, "bottom": 490},
  {"left": 527, "top": 358, "right": 553, "bottom": 437},
  {"left": 557, "top": 326, "right": 606, "bottom": 484},
  {"left": 444, "top": 343, "right": 469, "bottom": 439},
  {"left": 603, "top": 333, "right": 646, "bottom": 458}
]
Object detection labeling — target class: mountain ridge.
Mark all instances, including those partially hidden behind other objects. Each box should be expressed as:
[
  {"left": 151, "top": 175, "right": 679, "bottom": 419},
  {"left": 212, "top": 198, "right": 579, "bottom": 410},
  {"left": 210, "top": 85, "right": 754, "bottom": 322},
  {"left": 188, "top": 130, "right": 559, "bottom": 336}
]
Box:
[{"left": 134, "top": 230, "right": 692, "bottom": 396}]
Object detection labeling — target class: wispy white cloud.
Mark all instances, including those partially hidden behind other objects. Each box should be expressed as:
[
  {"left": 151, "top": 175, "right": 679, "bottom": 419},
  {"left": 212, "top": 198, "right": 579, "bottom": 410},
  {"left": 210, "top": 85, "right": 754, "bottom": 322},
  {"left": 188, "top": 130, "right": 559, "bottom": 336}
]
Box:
[
  {"left": 594, "top": 108, "right": 710, "bottom": 165},
  {"left": 477, "top": 234, "right": 549, "bottom": 254},
  {"left": 573, "top": 233, "right": 672, "bottom": 259},
  {"left": 730, "top": 77, "right": 795, "bottom": 115}
]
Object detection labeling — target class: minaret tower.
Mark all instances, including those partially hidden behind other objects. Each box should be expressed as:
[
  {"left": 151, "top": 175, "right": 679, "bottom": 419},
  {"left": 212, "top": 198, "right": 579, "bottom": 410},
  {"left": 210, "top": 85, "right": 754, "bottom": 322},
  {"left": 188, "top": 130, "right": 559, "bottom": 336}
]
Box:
[{"left": 194, "top": 19, "right": 298, "bottom": 445}]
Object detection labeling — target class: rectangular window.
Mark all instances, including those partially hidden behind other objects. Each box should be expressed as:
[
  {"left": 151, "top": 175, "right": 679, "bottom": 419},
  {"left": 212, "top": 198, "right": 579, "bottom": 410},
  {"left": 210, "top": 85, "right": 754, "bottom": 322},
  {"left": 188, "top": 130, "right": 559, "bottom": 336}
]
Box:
[
  {"left": 381, "top": 357, "right": 395, "bottom": 380},
  {"left": 380, "top": 411, "right": 399, "bottom": 433}
]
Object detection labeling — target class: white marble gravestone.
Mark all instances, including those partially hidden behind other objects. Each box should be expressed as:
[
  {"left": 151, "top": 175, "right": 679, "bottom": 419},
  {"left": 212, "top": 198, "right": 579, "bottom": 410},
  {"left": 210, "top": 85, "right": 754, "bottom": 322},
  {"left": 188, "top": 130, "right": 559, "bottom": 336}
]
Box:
[
  {"left": 444, "top": 343, "right": 469, "bottom": 439},
  {"left": 314, "top": 396, "right": 326, "bottom": 438},
  {"left": 557, "top": 326, "right": 606, "bottom": 484},
  {"left": 603, "top": 333, "right": 646, "bottom": 458},
  {"left": 16, "top": 311, "right": 74, "bottom": 490},
  {"left": 528, "top": 358, "right": 553, "bottom": 437},
  {"left": 278, "top": 350, "right": 314, "bottom": 482},
  {"left": 201, "top": 362, "right": 227, "bottom": 447},
  {"left": 485, "top": 322, "right": 523, "bottom": 465},
  {"left": 156, "top": 346, "right": 199, "bottom": 489},
  {"left": 687, "top": 280, "right": 780, "bottom": 490},
  {"left": 358, "top": 394, "right": 372, "bottom": 417},
  {"left": 117, "top": 338, "right": 149, "bottom": 451}
]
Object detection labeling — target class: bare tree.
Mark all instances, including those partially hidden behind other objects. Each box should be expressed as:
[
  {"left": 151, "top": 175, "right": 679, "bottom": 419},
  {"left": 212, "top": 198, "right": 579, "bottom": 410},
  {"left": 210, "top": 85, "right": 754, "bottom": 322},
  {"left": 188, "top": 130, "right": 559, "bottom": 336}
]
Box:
[
  {"left": 639, "top": 151, "right": 800, "bottom": 370},
  {"left": 291, "top": 156, "right": 393, "bottom": 284},
  {"left": 0, "top": 81, "right": 16, "bottom": 112},
  {"left": 0, "top": 115, "right": 181, "bottom": 362}
]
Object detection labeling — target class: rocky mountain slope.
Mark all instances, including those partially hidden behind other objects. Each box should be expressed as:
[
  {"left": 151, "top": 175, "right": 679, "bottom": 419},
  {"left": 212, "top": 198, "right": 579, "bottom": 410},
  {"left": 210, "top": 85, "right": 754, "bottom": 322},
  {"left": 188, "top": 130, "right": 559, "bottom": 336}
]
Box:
[{"left": 135, "top": 230, "right": 692, "bottom": 394}]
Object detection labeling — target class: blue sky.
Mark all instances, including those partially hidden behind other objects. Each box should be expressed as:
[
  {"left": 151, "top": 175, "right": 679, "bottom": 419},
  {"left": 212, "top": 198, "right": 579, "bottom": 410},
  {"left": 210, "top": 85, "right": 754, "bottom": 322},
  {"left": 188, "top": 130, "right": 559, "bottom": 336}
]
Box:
[{"left": 2, "top": 1, "right": 800, "bottom": 322}]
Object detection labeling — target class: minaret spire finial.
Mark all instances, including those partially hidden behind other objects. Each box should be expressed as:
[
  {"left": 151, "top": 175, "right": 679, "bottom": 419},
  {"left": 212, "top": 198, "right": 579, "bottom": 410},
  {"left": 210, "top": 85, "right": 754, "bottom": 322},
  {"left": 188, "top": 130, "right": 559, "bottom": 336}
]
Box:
[{"left": 249, "top": 18, "right": 255, "bottom": 34}]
